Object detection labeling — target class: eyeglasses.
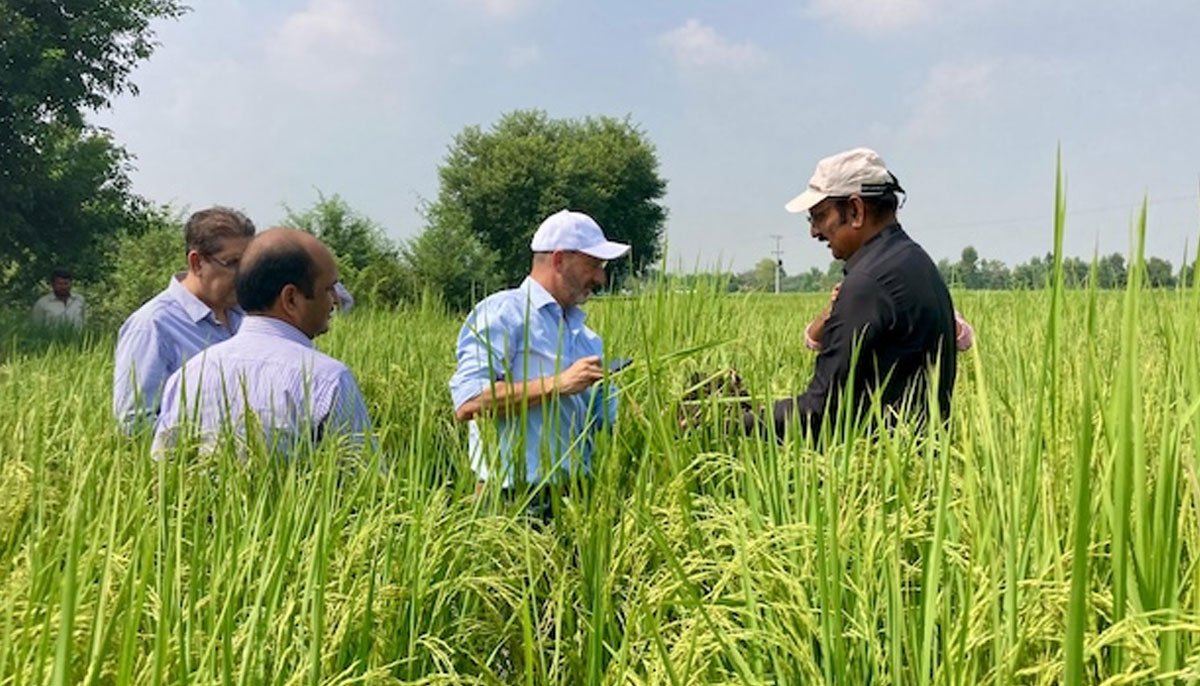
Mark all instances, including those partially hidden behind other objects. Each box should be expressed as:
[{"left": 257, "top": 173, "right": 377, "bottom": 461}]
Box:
[
  {"left": 806, "top": 197, "right": 850, "bottom": 225},
  {"left": 204, "top": 253, "right": 240, "bottom": 270},
  {"left": 568, "top": 251, "right": 608, "bottom": 269}
]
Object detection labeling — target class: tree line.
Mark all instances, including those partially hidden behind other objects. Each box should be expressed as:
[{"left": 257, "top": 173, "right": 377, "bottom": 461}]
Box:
[
  {"left": 729, "top": 244, "right": 1196, "bottom": 294},
  {"left": 1, "top": 0, "right": 668, "bottom": 320}
]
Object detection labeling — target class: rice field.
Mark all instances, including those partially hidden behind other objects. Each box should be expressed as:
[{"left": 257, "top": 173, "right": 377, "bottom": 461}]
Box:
[{"left": 3, "top": 214, "right": 1200, "bottom": 684}]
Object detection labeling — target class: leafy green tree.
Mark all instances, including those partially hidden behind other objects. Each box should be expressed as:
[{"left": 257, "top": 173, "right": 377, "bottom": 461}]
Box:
[
  {"left": 957, "top": 246, "right": 981, "bottom": 289},
  {"left": 284, "top": 193, "right": 394, "bottom": 272},
  {"left": 972, "top": 258, "right": 1009, "bottom": 290},
  {"left": 1, "top": 0, "right": 186, "bottom": 298},
  {"left": 1097, "top": 253, "right": 1127, "bottom": 289},
  {"left": 402, "top": 204, "right": 499, "bottom": 311},
  {"left": 1144, "top": 257, "right": 1176, "bottom": 289},
  {"left": 87, "top": 208, "right": 185, "bottom": 326},
  {"left": 426, "top": 109, "right": 667, "bottom": 288}
]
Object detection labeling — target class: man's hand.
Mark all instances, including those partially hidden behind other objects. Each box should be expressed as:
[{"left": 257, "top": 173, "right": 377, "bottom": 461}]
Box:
[{"left": 555, "top": 356, "right": 605, "bottom": 396}]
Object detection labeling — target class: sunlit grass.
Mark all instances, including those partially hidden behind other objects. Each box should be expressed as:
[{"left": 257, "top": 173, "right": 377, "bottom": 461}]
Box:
[{"left": 2, "top": 218, "right": 1200, "bottom": 683}]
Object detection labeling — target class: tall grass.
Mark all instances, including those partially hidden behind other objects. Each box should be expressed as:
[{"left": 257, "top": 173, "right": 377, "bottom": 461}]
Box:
[{"left": 2, "top": 220, "right": 1200, "bottom": 683}]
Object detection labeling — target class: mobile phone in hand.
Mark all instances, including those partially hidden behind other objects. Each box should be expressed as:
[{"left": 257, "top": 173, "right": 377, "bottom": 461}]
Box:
[{"left": 607, "top": 357, "right": 633, "bottom": 374}]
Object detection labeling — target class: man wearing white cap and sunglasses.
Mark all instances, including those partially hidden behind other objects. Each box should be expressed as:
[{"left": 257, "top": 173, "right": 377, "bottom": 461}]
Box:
[
  {"left": 747, "top": 147, "right": 957, "bottom": 436},
  {"left": 449, "top": 209, "right": 629, "bottom": 508}
]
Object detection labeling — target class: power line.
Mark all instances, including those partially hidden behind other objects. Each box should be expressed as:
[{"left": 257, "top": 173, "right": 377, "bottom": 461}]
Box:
[{"left": 922, "top": 192, "right": 1199, "bottom": 233}]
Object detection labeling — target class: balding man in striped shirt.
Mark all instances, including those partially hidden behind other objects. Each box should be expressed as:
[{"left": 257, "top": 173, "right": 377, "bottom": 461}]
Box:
[{"left": 153, "top": 228, "right": 373, "bottom": 457}]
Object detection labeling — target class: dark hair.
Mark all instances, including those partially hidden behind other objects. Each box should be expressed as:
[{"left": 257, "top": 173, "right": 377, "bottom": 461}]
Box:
[
  {"left": 861, "top": 191, "right": 900, "bottom": 217},
  {"left": 185, "top": 207, "right": 256, "bottom": 255},
  {"left": 50, "top": 267, "right": 73, "bottom": 281},
  {"left": 235, "top": 241, "right": 317, "bottom": 312},
  {"left": 831, "top": 191, "right": 900, "bottom": 222}
]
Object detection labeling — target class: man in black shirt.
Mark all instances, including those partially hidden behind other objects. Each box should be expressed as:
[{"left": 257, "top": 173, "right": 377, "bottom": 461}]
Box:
[{"left": 749, "top": 148, "right": 957, "bottom": 437}]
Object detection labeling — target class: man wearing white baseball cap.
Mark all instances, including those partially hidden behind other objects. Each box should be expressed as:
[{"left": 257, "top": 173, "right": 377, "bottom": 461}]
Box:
[
  {"left": 748, "top": 147, "right": 957, "bottom": 436},
  {"left": 449, "top": 209, "right": 629, "bottom": 512}
]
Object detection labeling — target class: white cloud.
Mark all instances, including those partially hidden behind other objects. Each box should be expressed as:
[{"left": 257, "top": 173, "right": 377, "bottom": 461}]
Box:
[
  {"left": 267, "top": 0, "right": 395, "bottom": 90},
  {"left": 806, "top": 0, "right": 939, "bottom": 35},
  {"left": 457, "top": 0, "right": 529, "bottom": 17},
  {"left": 657, "top": 19, "right": 767, "bottom": 70},
  {"left": 507, "top": 44, "right": 540, "bottom": 69},
  {"left": 896, "top": 57, "right": 1075, "bottom": 144}
]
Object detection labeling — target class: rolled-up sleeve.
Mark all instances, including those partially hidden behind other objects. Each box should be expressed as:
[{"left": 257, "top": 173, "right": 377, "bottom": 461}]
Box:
[
  {"left": 449, "top": 301, "right": 514, "bottom": 411},
  {"left": 113, "top": 323, "right": 175, "bottom": 433}
]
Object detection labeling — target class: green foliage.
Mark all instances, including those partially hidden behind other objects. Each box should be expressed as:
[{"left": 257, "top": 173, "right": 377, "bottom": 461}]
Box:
[
  {"left": 86, "top": 210, "right": 185, "bottom": 327},
  {"left": 284, "top": 192, "right": 416, "bottom": 307},
  {"left": 284, "top": 192, "right": 394, "bottom": 272},
  {"left": 402, "top": 204, "right": 499, "bottom": 311},
  {"left": 3, "top": 284, "right": 1200, "bottom": 683},
  {"left": 426, "top": 109, "right": 668, "bottom": 289},
  {"left": 0, "top": 0, "right": 187, "bottom": 299}
]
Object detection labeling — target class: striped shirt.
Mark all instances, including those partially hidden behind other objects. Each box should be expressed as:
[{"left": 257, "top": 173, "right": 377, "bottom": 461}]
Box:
[
  {"left": 152, "top": 316, "right": 373, "bottom": 456},
  {"left": 449, "top": 276, "right": 617, "bottom": 487},
  {"left": 112, "top": 274, "right": 243, "bottom": 433}
]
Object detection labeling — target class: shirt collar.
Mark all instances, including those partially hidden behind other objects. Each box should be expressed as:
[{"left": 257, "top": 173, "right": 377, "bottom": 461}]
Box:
[
  {"left": 520, "top": 276, "right": 586, "bottom": 326},
  {"left": 166, "top": 272, "right": 244, "bottom": 324},
  {"left": 236, "top": 315, "right": 315, "bottom": 349},
  {"left": 844, "top": 222, "right": 903, "bottom": 275}
]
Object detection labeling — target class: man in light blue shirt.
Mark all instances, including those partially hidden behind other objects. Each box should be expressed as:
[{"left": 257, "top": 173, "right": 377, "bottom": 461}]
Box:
[
  {"left": 113, "top": 207, "right": 255, "bottom": 433},
  {"left": 449, "top": 210, "right": 629, "bottom": 489},
  {"left": 153, "top": 228, "right": 372, "bottom": 456}
]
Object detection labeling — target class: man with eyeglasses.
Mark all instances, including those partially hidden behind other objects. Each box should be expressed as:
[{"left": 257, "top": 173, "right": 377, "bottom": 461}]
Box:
[
  {"left": 152, "top": 228, "right": 372, "bottom": 457},
  {"left": 746, "top": 147, "right": 957, "bottom": 437},
  {"left": 113, "top": 206, "right": 255, "bottom": 433},
  {"left": 449, "top": 210, "right": 628, "bottom": 514}
]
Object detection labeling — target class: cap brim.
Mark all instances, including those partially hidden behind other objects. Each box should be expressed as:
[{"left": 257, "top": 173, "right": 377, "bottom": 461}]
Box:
[
  {"left": 579, "top": 241, "right": 630, "bottom": 260},
  {"left": 784, "top": 189, "right": 827, "bottom": 214}
]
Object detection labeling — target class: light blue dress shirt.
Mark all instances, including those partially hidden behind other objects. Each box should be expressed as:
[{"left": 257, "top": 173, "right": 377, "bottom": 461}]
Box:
[
  {"left": 449, "top": 276, "right": 617, "bottom": 487},
  {"left": 152, "top": 316, "right": 373, "bottom": 456},
  {"left": 113, "top": 274, "right": 244, "bottom": 433}
]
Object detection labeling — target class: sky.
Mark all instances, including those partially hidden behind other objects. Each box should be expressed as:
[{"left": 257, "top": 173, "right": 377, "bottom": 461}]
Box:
[{"left": 92, "top": 0, "right": 1200, "bottom": 273}]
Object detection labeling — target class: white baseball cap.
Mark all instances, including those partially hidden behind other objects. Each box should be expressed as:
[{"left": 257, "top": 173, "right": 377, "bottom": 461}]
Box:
[
  {"left": 784, "top": 147, "right": 905, "bottom": 214},
  {"left": 530, "top": 209, "right": 631, "bottom": 260}
]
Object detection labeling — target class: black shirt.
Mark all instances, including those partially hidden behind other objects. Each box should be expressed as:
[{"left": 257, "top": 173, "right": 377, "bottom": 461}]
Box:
[{"left": 767, "top": 223, "right": 957, "bottom": 435}]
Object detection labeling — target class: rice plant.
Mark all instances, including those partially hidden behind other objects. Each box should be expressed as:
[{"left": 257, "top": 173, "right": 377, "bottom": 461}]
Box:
[{"left": 2, "top": 201, "right": 1199, "bottom": 684}]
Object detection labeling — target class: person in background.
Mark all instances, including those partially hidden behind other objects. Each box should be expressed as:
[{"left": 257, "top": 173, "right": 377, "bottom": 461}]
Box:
[
  {"left": 153, "top": 228, "right": 373, "bottom": 456},
  {"left": 32, "top": 267, "right": 85, "bottom": 329},
  {"left": 334, "top": 281, "right": 354, "bottom": 313},
  {"left": 745, "top": 147, "right": 957, "bottom": 437},
  {"left": 113, "top": 207, "right": 255, "bottom": 433},
  {"left": 449, "top": 210, "right": 627, "bottom": 503},
  {"left": 804, "top": 282, "right": 974, "bottom": 352}
]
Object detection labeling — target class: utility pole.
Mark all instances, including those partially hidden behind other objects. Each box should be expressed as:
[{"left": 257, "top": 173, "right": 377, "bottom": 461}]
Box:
[{"left": 770, "top": 234, "right": 784, "bottom": 294}]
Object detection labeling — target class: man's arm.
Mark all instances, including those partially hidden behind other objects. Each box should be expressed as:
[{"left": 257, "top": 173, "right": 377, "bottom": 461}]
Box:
[
  {"left": 804, "top": 282, "right": 842, "bottom": 351},
  {"left": 747, "top": 277, "right": 888, "bottom": 438},
  {"left": 453, "top": 356, "right": 604, "bottom": 422},
  {"left": 449, "top": 300, "right": 605, "bottom": 422},
  {"left": 113, "top": 323, "right": 174, "bottom": 434}
]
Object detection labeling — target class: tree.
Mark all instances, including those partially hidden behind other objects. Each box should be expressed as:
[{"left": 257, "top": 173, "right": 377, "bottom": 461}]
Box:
[
  {"left": 402, "top": 203, "right": 499, "bottom": 311},
  {"left": 977, "top": 259, "right": 1011, "bottom": 290},
  {"left": 425, "top": 110, "right": 668, "bottom": 288},
  {"left": 285, "top": 193, "right": 394, "bottom": 272},
  {"left": 1, "top": 0, "right": 187, "bottom": 297},
  {"left": 957, "top": 246, "right": 981, "bottom": 289},
  {"left": 1096, "top": 253, "right": 1126, "bottom": 289},
  {"left": 87, "top": 207, "right": 185, "bottom": 326},
  {"left": 1144, "top": 257, "right": 1176, "bottom": 289}
]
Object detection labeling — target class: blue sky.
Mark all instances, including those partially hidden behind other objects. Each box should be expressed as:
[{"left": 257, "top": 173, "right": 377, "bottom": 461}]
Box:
[{"left": 93, "top": 0, "right": 1200, "bottom": 273}]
